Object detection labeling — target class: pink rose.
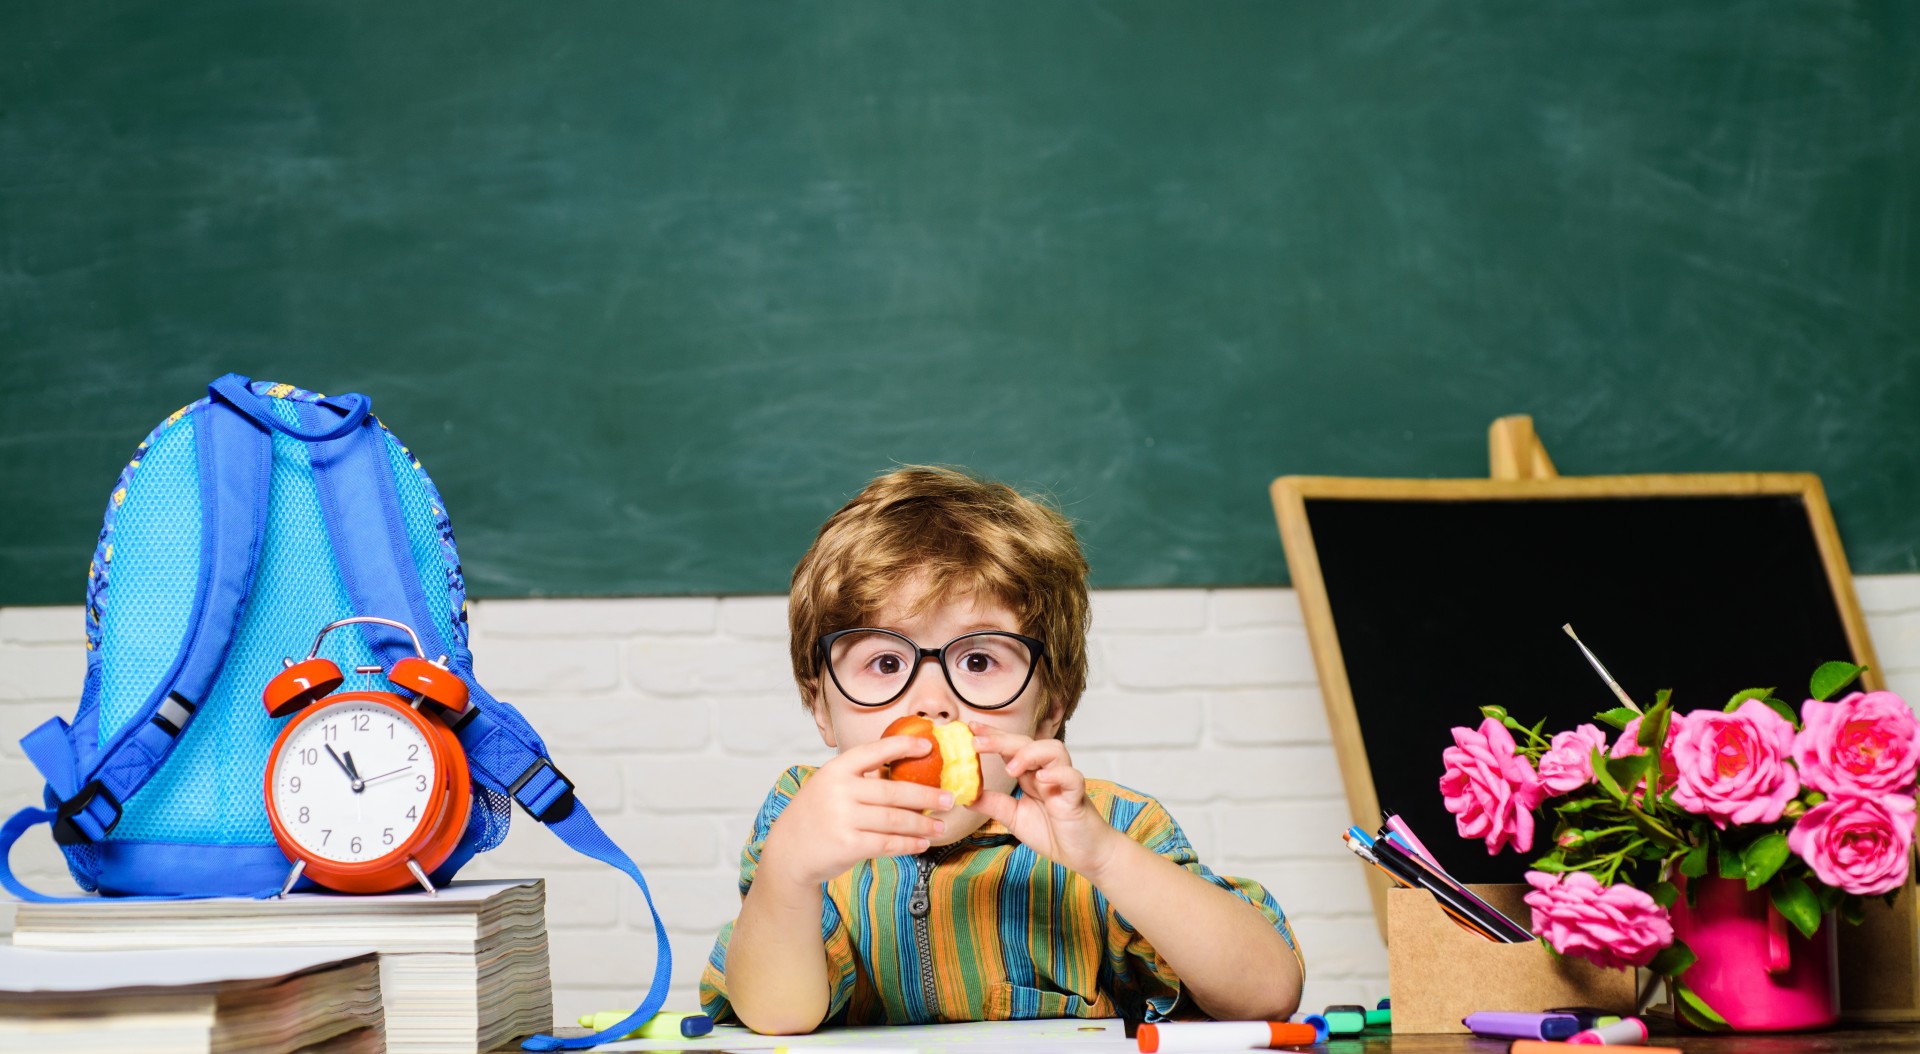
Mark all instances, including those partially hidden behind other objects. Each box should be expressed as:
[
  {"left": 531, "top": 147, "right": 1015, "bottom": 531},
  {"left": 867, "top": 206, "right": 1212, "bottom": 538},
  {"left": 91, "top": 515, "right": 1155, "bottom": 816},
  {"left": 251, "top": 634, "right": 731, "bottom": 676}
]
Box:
[
  {"left": 1440, "top": 718, "right": 1544, "bottom": 854},
  {"left": 1538, "top": 724, "right": 1609, "bottom": 796},
  {"left": 1788, "top": 794, "right": 1917, "bottom": 896},
  {"left": 1608, "top": 715, "right": 1678, "bottom": 793},
  {"left": 1523, "top": 870, "right": 1673, "bottom": 971},
  {"left": 1667, "top": 700, "right": 1800, "bottom": 828},
  {"left": 1794, "top": 691, "right": 1920, "bottom": 799}
]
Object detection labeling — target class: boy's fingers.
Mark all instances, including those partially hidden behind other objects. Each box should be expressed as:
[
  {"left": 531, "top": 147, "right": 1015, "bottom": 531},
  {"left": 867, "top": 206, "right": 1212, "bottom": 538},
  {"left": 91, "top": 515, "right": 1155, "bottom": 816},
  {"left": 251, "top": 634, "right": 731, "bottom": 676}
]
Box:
[
  {"left": 853, "top": 777, "right": 953, "bottom": 813},
  {"left": 833, "top": 735, "right": 935, "bottom": 776},
  {"left": 968, "top": 788, "right": 1016, "bottom": 826},
  {"left": 1003, "top": 739, "right": 1069, "bottom": 778},
  {"left": 873, "top": 834, "right": 933, "bottom": 857},
  {"left": 970, "top": 726, "right": 1031, "bottom": 758},
  {"left": 855, "top": 805, "right": 943, "bottom": 839}
]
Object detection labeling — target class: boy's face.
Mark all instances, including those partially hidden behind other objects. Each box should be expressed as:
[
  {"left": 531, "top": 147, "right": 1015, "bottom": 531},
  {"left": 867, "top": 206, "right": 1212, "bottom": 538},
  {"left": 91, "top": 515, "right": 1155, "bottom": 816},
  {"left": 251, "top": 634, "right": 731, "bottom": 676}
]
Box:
[{"left": 810, "top": 572, "right": 1059, "bottom": 843}]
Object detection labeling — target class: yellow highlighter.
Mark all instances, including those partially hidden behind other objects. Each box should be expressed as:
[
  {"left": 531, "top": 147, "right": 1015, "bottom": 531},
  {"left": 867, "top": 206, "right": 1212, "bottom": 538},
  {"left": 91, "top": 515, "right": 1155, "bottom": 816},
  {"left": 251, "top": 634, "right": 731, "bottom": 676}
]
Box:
[{"left": 576, "top": 1010, "right": 715, "bottom": 1039}]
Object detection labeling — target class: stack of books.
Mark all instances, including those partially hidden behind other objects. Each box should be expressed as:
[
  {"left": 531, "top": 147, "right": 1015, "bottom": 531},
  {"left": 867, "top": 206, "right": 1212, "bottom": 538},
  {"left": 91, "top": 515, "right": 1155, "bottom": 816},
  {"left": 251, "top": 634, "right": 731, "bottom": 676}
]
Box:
[
  {"left": 0, "top": 945, "right": 383, "bottom": 1054},
  {"left": 11, "top": 879, "right": 552, "bottom": 1054}
]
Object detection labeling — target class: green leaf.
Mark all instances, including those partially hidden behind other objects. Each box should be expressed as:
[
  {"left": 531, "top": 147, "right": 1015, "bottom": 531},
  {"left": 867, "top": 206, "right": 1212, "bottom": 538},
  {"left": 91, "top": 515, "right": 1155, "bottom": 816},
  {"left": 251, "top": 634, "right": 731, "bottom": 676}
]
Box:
[
  {"left": 1646, "top": 940, "right": 1697, "bottom": 978},
  {"left": 1638, "top": 701, "right": 1670, "bottom": 750},
  {"left": 1680, "top": 842, "right": 1709, "bottom": 878},
  {"left": 1743, "top": 833, "right": 1791, "bottom": 890},
  {"left": 1592, "top": 748, "right": 1625, "bottom": 800},
  {"left": 1528, "top": 857, "right": 1571, "bottom": 873},
  {"left": 1843, "top": 897, "right": 1866, "bottom": 926},
  {"left": 1810, "top": 661, "right": 1866, "bottom": 702},
  {"left": 1605, "top": 754, "right": 1649, "bottom": 795},
  {"left": 1674, "top": 981, "right": 1730, "bottom": 1030},
  {"left": 1725, "top": 687, "right": 1776, "bottom": 711},
  {"left": 1596, "top": 706, "right": 1639, "bottom": 730},
  {"left": 1772, "top": 876, "right": 1823, "bottom": 940},
  {"left": 1650, "top": 880, "right": 1679, "bottom": 908},
  {"left": 1553, "top": 797, "right": 1609, "bottom": 814},
  {"left": 1717, "top": 844, "right": 1746, "bottom": 880},
  {"left": 1762, "top": 696, "right": 1801, "bottom": 728}
]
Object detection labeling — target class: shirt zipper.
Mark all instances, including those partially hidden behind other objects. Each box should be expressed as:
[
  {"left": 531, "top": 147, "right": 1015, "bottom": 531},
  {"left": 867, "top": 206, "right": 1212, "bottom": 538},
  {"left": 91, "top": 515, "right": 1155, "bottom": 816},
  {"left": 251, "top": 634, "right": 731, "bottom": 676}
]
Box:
[{"left": 908, "top": 844, "right": 953, "bottom": 1018}]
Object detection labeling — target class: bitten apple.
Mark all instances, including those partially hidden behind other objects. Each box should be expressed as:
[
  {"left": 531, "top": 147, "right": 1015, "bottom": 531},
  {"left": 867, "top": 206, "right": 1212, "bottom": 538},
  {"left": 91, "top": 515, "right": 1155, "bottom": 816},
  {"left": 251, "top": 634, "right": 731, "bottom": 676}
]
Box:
[{"left": 882, "top": 715, "right": 981, "bottom": 808}]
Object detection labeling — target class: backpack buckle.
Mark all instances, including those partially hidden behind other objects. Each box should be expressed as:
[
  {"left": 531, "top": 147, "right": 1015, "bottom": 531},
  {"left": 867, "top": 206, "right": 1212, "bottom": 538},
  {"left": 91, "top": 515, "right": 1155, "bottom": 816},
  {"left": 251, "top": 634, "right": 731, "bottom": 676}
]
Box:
[
  {"left": 51, "top": 780, "right": 121, "bottom": 845},
  {"left": 507, "top": 758, "right": 576, "bottom": 825}
]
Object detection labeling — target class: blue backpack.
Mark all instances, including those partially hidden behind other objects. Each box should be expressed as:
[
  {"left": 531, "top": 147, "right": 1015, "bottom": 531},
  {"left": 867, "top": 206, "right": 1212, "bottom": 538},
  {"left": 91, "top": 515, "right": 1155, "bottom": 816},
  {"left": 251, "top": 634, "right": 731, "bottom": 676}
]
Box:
[{"left": 0, "top": 375, "right": 667, "bottom": 1051}]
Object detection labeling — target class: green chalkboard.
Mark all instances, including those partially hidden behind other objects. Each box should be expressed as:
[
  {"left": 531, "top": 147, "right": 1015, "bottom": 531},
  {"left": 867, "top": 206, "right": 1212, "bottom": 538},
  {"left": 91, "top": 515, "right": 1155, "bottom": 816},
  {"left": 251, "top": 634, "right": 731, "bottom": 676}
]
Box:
[{"left": 3, "top": 2, "right": 1917, "bottom": 604}]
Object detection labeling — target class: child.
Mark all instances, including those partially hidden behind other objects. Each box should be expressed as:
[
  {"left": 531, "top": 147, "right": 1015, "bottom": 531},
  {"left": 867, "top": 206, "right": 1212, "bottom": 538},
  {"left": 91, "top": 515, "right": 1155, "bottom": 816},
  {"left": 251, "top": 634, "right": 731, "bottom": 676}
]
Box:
[{"left": 700, "top": 466, "right": 1303, "bottom": 1034}]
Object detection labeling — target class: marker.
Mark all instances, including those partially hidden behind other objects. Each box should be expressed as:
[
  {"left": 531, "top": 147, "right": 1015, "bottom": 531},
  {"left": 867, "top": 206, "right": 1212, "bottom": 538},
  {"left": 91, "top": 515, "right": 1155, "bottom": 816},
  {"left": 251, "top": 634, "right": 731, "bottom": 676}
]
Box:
[
  {"left": 574, "top": 1009, "right": 714, "bottom": 1039},
  {"left": 1544, "top": 1007, "right": 1619, "bottom": 1030},
  {"left": 1288, "top": 1014, "right": 1331, "bottom": 1042},
  {"left": 1464, "top": 1011, "right": 1581, "bottom": 1040},
  {"left": 1505, "top": 1036, "right": 1674, "bottom": 1044},
  {"left": 1136, "top": 1021, "right": 1323, "bottom": 1052},
  {"left": 1320, "top": 1004, "right": 1367, "bottom": 1035},
  {"left": 1567, "top": 1017, "right": 1649, "bottom": 1045}
]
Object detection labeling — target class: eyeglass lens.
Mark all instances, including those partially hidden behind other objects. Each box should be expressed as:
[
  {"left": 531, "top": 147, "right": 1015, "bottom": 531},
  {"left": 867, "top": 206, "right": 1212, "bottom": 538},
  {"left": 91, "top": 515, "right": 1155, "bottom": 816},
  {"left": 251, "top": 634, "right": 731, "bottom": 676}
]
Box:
[{"left": 826, "top": 630, "right": 1034, "bottom": 708}]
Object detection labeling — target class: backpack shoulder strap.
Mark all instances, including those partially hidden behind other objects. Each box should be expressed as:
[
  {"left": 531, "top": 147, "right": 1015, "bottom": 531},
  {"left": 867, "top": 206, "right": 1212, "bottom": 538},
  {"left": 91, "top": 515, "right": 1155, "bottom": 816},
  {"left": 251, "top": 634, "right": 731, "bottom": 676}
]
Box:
[
  {"left": 0, "top": 374, "right": 365, "bottom": 901},
  {"left": 23, "top": 376, "right": 284, "bottom": 846},
  {"left": 301, "top": 402, "right": 672, "bottom": 1050}
]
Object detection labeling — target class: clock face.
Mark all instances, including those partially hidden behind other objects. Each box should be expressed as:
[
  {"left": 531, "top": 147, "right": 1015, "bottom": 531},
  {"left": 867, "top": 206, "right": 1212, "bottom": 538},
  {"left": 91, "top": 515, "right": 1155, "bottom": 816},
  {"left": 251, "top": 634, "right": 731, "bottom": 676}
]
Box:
[{"left": 269, "top": 699, "right": 439, "bottom": 864}]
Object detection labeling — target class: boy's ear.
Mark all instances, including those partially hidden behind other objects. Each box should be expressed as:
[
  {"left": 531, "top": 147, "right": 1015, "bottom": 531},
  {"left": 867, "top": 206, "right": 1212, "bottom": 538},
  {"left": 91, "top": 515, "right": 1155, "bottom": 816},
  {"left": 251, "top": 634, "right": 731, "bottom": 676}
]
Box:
[
  {"left": 1036, "top": 700, "right": 1064, "bottom": 742},
  {"left": 810, "top": 690, "right": 839, "bottom": 749}
]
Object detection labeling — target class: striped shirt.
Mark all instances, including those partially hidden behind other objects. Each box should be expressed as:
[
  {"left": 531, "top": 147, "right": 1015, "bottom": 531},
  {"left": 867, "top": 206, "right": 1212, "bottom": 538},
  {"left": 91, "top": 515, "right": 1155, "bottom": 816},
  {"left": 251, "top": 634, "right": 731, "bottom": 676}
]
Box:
[{"left": 701, "top": 766, "right": 1302, "bottom": 1026}]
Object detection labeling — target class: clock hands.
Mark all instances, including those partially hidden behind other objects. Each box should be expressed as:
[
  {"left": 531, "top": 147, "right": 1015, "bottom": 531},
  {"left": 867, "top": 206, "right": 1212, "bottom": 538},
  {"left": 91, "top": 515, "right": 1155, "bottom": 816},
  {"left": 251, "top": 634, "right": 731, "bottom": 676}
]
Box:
[
  {"left": 358, "top": 765, "right": 415, "bottom": 788},
  {"left": 325, "top": 744, "right": 366, "bottom": 793}
]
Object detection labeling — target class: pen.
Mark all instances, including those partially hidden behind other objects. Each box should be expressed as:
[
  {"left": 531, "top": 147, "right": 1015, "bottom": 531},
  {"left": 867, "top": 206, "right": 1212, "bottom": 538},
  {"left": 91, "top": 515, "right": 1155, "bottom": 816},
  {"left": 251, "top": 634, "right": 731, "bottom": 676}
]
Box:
[
  {"left": 1374, "top": 838, "right": 1531, "bottom": 941},
  {"left": 1505, "top": 1036, "right": 1674, "bottom": 1044},
  {"left": 1381, "top": 812, "right": 1439, "bottom": 864},
  {"left": 1464, "top": 1011, "right": 1581, "bottom": 1040},
  {"left": 1342, "top": 834, "right": 1413, "bottom": 887},
  {"left": 1136, "top": 1021, "right": 1322, "bottom": 1052}
]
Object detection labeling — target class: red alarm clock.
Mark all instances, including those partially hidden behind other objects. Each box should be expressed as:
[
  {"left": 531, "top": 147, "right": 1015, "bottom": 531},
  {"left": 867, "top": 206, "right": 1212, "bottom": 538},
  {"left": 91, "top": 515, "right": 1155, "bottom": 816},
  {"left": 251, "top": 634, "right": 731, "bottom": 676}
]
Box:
[{"left": 261, "top": 616, "right": 472, "bottom": 896}]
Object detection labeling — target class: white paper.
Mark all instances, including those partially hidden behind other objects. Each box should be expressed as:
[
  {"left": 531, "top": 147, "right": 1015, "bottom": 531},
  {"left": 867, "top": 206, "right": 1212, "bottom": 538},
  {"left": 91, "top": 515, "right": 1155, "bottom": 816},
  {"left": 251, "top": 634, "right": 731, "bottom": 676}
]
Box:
[
  {"left": 598, "top": 1019, "right": 1136, "bottom": 1054},
  {"left": 0, "top": 945, "right": 377, "bottom": 995}
]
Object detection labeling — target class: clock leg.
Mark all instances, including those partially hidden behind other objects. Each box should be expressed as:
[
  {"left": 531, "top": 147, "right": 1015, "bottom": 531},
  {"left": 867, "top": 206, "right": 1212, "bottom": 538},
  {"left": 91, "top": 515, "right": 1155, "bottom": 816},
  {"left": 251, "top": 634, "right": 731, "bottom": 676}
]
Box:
[
  {"left": 277, "top": 858, "right": 306, "bottom": 899},
  {"left": 405, "top": 856, "right": 438, "bottom": 898}
]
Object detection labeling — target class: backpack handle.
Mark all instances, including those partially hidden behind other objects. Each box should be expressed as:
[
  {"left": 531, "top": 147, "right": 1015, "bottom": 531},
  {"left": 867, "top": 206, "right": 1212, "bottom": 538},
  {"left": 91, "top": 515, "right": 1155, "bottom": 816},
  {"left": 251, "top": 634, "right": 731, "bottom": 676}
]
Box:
[{"left": 210, "top": 374, "right": 370, "bottom": 441}]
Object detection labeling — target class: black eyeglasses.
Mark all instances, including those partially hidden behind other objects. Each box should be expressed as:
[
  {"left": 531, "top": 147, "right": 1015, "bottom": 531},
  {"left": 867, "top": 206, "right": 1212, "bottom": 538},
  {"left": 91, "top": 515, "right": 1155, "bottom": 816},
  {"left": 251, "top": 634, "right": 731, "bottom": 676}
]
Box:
[{"left": 816, "top": 628, "right": 1047, "bottom": 711}]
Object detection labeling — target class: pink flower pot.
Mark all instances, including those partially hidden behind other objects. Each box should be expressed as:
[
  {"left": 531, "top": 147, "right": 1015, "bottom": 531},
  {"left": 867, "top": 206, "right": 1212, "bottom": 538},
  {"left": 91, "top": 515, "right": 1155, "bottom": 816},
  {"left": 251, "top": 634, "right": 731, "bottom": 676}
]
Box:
[{"left": 1669, "top": 875, "right": 1838, "bottom": 1031}]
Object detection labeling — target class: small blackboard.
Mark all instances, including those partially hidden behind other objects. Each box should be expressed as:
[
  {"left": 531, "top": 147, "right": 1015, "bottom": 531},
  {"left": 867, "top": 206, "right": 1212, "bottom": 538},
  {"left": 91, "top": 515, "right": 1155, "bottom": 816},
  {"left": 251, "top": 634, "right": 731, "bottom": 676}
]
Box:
[{"left": 1271, "top": 472, "right": 1882, "bottom": 889}]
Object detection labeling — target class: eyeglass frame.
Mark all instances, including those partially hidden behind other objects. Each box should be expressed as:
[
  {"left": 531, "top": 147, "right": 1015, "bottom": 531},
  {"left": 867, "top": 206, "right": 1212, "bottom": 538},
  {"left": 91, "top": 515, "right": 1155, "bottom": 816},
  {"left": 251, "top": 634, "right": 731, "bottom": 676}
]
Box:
[{"left": 814, "top": 627, "right": 1048, "bottom": 711}]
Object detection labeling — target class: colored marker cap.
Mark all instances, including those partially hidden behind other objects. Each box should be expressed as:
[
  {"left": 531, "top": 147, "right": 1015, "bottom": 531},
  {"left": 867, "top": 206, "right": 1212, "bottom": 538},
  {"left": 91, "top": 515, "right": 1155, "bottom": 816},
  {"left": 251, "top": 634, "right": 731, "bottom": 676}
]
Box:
[{"left": 1322, "top": 1009, "right": 1366, "bottom": 1034}]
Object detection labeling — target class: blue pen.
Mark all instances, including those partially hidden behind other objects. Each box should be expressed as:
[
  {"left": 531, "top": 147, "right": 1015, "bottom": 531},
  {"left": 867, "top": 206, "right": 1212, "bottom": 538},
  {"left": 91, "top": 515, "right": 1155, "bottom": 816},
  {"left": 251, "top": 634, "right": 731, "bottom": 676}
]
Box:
[{"left": 1345, "top": 824, "right": 1376, "bottom": 848}]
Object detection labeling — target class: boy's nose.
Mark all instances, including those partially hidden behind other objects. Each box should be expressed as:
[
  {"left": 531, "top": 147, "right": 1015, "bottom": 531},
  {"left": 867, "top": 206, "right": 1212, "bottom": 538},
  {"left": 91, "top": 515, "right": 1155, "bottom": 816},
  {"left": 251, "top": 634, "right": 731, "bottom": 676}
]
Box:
[{"left": 907, "top": 655, "right": 957, "bottom": 722}]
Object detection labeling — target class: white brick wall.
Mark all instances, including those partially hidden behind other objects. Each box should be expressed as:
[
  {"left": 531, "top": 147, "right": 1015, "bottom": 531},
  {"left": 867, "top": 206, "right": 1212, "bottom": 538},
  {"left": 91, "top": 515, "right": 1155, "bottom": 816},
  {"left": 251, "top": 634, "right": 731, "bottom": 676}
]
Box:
[{"left": 4, "top": 577, "right": 1920, "bottom": 1024}]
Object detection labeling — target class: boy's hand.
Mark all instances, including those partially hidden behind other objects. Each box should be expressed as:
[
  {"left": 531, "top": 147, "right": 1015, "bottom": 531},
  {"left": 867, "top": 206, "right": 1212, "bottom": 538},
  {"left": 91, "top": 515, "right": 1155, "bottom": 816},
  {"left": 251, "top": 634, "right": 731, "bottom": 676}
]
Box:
[
  {"left": 969, "top": 728, "right": 1124, "bottom": 880},
  {"left": 758, "top": 736, "right": 953, "bottom": 890}
]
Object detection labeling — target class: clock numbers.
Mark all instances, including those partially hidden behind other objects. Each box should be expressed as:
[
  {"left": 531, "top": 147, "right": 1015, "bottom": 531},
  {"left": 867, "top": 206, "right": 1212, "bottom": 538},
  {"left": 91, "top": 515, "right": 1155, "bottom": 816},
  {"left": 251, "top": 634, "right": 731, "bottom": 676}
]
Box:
[{"left": 272, "top": 700, "right": 439, "bottom": 864}]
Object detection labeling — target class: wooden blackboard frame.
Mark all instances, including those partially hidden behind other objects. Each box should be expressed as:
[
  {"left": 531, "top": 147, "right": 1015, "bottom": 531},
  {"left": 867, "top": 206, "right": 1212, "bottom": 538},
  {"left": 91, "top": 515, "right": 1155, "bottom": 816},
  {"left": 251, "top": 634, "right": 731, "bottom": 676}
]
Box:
[{"left": 1269, "top": 419, "right": 1916, "bottom": 1020}]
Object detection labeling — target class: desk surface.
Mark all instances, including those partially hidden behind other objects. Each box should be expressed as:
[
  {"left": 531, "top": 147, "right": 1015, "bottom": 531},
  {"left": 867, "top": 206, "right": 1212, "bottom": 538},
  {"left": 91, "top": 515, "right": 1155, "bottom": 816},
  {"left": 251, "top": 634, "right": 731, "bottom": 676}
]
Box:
[{"left": 513, "top": 1019, "right": 1920, "bottom": 1053}]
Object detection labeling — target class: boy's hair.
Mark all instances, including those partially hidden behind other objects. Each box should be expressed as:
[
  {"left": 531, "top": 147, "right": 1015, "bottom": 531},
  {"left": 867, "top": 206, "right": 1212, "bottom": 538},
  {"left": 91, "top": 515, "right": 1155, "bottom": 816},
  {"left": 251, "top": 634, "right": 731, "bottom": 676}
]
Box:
[{"left": 789, "top": 465, "right": 1091, "bottom": 735}]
